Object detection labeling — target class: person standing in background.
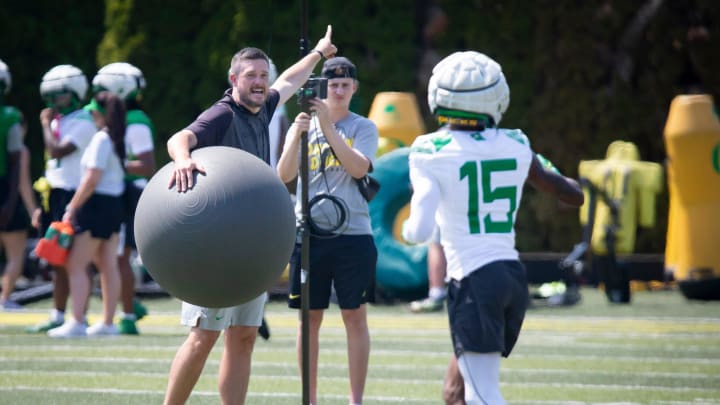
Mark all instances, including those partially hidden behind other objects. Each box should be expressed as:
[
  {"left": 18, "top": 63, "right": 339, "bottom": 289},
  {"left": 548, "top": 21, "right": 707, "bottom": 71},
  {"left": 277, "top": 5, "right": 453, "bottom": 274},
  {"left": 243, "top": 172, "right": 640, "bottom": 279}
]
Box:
[
  {"left": 0, "top": 59, "right": 39, "bottom": 310},
  {"left": 268, "top": 59, "right": 291, "bottom": 169},
  {"left": 27, "top": 65, "right": 96, "bottom": 332},
  {"left": 277, "top": 56, "right": 378, "bottom": 405},
  {"left": 91, "top": 62, "right": 156, "bottom": 334},
  {"left": 48, "top": 91, "right": 128, "bottom": 338}
]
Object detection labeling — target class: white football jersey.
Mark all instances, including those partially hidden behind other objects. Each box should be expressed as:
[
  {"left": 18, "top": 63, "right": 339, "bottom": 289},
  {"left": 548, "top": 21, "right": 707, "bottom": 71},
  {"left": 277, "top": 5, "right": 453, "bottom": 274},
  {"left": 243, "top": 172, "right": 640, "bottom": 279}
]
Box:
[{"left": 403, "top": 127, "right": 533, "bottom": 281}]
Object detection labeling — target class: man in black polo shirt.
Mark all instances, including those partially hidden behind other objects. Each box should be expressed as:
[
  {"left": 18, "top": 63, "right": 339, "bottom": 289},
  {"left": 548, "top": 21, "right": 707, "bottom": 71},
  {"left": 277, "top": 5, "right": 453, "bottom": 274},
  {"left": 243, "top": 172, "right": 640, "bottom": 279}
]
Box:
[{"left": 163, "top": 26, "right": 337, "bottom": 405}]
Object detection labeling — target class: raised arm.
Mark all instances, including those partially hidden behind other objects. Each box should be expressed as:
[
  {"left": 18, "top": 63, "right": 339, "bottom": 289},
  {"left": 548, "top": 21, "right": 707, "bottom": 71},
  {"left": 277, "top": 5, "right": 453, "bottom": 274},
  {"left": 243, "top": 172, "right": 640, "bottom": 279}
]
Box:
[
  {"left": 39, "top": 108, "right": 77, "bottom": 159},
  {"left": 271, "top": 25, "right": 337, "bottom": 105}
]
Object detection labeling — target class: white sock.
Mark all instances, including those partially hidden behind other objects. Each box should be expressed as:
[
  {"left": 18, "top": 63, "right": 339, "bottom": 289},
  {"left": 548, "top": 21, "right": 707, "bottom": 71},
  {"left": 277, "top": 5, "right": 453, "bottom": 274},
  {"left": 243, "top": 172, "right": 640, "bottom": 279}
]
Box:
[
  {"left": 428, "top": 287, "right": 446, "bottom": 300},
  {"left": 50, "top": 309, "right": 64, "bottom": 323},
  {"left": 457, "top": 352, "right": 505, "bottom": 405},
  {"left": 123, "top": 313, "right": 137, "bottom": 321}
]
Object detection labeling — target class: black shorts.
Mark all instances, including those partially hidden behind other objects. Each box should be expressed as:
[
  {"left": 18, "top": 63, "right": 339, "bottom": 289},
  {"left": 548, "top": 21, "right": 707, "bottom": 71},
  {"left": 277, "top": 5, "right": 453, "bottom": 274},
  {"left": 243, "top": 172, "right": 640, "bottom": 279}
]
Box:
[
  {"left": 447, "top": 260, "right": 528, "bottom": 358},
  {"left": 40, "top": 188, "right": 75, "bottom": 236},
  {"left": 288, "top": 234, "right": 377, "bottom": 310},
  {"left": 122, "top": 181, "right": 144, "bottom": 248},
  {"left": 74, "top": 194, "right": 124, "bottom": 240},
  {"left": 0, "top": 177, "right": 29, "bottom": 232},
  {"left": 47, "top": 188, "right": 76, "bottom": 224}
]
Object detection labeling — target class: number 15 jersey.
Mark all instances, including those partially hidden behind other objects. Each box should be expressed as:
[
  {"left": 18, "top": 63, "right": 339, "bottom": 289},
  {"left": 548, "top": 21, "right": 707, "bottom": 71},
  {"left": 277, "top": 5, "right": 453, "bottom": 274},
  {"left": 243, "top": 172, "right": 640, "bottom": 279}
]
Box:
[{"left": 403, "top": 127, "right": 533, "bottom": 281}]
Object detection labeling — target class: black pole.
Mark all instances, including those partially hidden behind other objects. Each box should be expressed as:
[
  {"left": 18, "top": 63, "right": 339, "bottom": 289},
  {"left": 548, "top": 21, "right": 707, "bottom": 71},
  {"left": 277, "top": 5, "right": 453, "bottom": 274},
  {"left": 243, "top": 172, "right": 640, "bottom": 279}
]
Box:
[{"left": 298, "top": 0, "right": 311, "bottom": 404}]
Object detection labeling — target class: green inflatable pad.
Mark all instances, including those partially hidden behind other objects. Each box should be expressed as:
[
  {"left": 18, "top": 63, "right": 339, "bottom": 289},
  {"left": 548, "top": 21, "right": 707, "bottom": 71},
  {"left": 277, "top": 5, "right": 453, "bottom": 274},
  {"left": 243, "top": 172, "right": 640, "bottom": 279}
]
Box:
[{"left": 369, "top": 147, "right": 428, "bottom": 300}]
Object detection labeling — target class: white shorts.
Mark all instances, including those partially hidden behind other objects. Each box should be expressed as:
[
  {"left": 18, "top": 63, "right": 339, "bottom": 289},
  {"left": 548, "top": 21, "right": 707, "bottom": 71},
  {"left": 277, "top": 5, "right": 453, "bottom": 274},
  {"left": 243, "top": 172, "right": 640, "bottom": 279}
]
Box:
[{"left": 180, "top": 292, "right": 267, "bottom": 331}]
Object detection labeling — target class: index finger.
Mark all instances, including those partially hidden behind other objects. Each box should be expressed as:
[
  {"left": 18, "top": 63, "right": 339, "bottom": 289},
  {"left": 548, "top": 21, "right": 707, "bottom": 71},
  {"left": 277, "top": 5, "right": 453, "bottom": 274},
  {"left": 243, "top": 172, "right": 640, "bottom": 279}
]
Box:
[{"left": 325, "top": 25, "right": 332, "bottom": 40}]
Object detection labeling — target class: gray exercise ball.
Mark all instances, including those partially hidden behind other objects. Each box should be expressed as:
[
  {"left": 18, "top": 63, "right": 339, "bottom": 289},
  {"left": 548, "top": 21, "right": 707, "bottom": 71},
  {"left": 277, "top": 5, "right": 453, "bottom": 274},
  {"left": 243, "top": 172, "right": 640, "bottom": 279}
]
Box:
[{"left": 134, "top": 146, "right": 296, "bottom": 308}]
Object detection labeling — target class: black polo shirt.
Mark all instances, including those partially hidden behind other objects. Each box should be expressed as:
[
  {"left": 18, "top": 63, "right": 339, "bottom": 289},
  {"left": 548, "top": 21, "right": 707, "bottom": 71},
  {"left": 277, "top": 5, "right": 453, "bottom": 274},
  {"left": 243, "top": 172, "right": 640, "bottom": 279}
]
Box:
[{"left": 187, "top": 88, "right": 280, "bottom": 164}]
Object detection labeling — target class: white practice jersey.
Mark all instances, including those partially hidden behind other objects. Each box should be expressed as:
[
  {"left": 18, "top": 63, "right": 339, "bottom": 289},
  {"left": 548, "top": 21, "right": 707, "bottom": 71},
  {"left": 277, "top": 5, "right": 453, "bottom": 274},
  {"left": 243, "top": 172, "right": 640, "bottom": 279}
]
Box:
[
  {"left": 45, "top": 109, "right": 96, "bottom": 190},
  {"left": 403, "top": 127, "right": 533, "bottom": 281}
]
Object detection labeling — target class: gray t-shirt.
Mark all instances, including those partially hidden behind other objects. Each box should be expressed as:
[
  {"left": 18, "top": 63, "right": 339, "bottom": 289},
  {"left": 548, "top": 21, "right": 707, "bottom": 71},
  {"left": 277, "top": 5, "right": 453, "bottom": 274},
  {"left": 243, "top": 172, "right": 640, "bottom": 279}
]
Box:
[{"left": 296, "top": 112, "right": 379, "bottom": 235}]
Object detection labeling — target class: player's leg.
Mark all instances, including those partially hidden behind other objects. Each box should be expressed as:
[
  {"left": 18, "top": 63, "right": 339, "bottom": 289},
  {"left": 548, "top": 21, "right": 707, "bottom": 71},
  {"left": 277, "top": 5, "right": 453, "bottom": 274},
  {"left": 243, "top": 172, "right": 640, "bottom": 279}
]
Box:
[
  {"left": 443, "top": 355, "right": 465, "bottom": 405},
  {"left": 457, "top": 351, "right": 504, "bottom": 404},
  {"left": 0, "top": 231, "right": 27, "bottom": 308}
]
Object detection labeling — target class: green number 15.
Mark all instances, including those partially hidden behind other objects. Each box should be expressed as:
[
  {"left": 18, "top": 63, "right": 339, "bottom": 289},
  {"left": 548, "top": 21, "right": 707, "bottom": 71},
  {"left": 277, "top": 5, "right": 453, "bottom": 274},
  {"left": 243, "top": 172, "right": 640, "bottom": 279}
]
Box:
[{"left": 459, "top": 159, "right": 518, "bottom": 234}]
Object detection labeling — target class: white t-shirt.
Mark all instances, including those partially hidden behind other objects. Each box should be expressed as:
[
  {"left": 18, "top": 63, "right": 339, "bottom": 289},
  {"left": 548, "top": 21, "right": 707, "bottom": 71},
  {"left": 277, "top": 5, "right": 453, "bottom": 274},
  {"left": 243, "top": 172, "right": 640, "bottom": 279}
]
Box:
[
  {"left": 125, "top": 122, "right": 154, "bottom": 187},
  {"left": 81, "top": 130, "right": 125, "bottom": 196},
  {"left": 45, "top": 109, "right": 96, "bottom": 190},
  {"left": 125, "top": 122, "right": 154, "bottom": 157},
  {"left": 402, "top": 127, "right": 533, "bottom": 281}
]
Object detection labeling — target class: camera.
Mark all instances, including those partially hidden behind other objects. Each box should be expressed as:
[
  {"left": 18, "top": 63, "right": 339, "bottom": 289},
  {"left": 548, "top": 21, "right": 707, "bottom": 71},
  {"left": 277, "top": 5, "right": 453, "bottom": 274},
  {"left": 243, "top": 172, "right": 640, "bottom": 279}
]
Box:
[{"left": 298, "top": 76, "right": 327, "bottom": 112}]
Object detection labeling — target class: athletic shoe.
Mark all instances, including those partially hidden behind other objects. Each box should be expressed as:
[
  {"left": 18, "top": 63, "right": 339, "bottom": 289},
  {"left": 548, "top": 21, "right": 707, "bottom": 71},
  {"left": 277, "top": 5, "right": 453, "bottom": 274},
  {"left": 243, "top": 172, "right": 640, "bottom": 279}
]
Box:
[
  {"left": 26, "top": 319, "right": 64, "bottom": 333},
  {"left": 48, "top": 319, "right": 86, "bottom": 338},
  {"left": 118, "top": 318, "right": 139, "bottom": 335},
  {"left": 548, "top": 286, "right": 582, "bottom": 306},
  {"left": 86, "top": 322, "right": 119, "bottom": 337},
  {"left": 133, "top": 299, "right": 148, "bottom": 321},
  {"left": 1, "top": 300, "right": 24, "bottom": 311},
  {"left": 409, "top": 296, "right": 444, "bottom": 313},
  {"left": 258, "top": 317, "right": 270, "bottom": 340}
]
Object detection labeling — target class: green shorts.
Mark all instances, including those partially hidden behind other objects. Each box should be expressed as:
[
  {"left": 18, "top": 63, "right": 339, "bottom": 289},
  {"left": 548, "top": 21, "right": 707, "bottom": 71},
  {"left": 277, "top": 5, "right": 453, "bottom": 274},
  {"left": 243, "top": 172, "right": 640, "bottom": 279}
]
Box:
[{"left": 180, "top": 292, "right": 267, "bottom": 331}]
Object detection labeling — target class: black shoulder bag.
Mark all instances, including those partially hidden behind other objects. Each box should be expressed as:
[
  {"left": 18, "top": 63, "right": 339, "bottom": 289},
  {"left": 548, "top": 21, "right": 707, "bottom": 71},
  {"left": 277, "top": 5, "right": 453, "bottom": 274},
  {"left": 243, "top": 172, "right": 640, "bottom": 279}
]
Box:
[
  {"left": 325, "top": 147, "right": 381, "bottom": 202},
  {"left": 355, "top": 171, "right": 380, "bottom": 202}
]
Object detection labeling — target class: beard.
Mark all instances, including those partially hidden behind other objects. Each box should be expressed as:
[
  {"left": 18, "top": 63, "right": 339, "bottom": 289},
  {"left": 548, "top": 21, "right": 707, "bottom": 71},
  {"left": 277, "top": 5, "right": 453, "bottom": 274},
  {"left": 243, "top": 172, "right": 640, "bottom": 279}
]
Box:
[{"left": 238, "top": 89, "right": 266, "bottom": 110}]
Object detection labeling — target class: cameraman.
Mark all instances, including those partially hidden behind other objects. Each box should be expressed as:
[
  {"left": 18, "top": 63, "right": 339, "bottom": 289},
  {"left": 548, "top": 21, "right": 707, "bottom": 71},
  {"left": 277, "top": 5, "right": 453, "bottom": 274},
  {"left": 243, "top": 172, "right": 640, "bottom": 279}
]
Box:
[{"left": 277, "top": 56, "right": 379, "bottom": 405}]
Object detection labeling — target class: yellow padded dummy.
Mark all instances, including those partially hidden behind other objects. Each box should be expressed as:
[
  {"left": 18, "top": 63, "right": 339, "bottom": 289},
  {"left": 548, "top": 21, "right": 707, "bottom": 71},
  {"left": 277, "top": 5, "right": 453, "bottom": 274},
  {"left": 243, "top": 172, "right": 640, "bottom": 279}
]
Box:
[
  {"left": 578, "top": 141, "right": 663, "bottom": 255},
  {"left": 368, "top": 92, "right": 426, "bottom": 148},
  {"left": 663, "top": 94, "right": 720, "bottom": 281}
]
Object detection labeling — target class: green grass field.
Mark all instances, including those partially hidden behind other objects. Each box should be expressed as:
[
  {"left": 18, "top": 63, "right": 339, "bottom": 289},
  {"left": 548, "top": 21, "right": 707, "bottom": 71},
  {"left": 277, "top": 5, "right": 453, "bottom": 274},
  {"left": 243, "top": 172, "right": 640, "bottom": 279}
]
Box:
[{"left": 1, "top": 287, "right": 719, "bottom": 404}]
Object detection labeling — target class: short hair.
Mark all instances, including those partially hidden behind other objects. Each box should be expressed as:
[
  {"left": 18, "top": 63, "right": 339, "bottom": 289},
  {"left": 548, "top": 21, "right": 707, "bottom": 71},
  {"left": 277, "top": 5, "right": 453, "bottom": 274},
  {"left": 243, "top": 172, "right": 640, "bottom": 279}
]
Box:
[{"left": 229, "top": 47, "right": 270, "bottom": 76}]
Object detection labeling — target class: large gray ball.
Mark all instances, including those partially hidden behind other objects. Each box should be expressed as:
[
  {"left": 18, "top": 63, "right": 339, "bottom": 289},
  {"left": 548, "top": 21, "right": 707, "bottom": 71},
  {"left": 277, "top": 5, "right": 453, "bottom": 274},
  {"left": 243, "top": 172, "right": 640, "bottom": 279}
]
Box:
[{"left": 134, "top": 146, "right": 296, "bottom": 308}]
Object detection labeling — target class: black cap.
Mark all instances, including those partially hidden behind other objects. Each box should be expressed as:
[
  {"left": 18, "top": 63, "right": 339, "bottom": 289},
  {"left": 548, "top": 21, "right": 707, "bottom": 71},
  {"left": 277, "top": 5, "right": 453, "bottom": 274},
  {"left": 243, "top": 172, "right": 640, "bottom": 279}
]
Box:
[{"left": 321, "top": 57, "right": 357, "bottom": 79}]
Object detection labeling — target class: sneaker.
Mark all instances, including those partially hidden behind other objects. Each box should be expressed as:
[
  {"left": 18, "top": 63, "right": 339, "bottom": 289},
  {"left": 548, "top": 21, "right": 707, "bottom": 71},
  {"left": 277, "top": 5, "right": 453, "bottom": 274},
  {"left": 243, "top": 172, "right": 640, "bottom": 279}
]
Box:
[
  {"left": 548, "top": 286, "right": 582, "bottom": 307},
  {"left": 1, "top": 300, "right": 24, "bottom": 311},
  {"left": 118, "top": 318, "right": 139, "bottom": 335},
  {"left": 86, "top": 322, "right": 119, "bottom": 337},
  {"left": 133, "top": 299, "right": 148, "bottom": 321},
  {"left": 258, "top": 317, "right": 270, "bottom": 340},
  {"left": 48, "top": 319, "right": 86, "bottom": 338},
  {"left": 26, "top": 319, "right": 64, "bottom": 333},
  {"left": 409, "top": 296, "right": 444, "bottom": 313}
]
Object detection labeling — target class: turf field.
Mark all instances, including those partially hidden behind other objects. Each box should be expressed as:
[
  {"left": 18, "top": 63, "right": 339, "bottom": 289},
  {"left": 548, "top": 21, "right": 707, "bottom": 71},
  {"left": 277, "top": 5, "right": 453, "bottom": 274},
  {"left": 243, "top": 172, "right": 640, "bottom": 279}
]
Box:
[{"left": 0, "top": 287, "right": 718, "bottom": 404}]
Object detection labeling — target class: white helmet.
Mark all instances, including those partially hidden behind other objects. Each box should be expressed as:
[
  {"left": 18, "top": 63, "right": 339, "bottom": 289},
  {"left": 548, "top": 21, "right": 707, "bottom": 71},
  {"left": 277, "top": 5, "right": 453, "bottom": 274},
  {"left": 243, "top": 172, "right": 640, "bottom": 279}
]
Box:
[
  {"left": 92, "top": 62, "right": 146, "bottom": 100},
  {"left": 0, "top": 59, "right": 11, "bottom": 94},
  {"left": 40, "top": 64, "right": 88, "bottom": 101},
  {"left": 427, "top": 51, "right": 510, "bottom": 125}
]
